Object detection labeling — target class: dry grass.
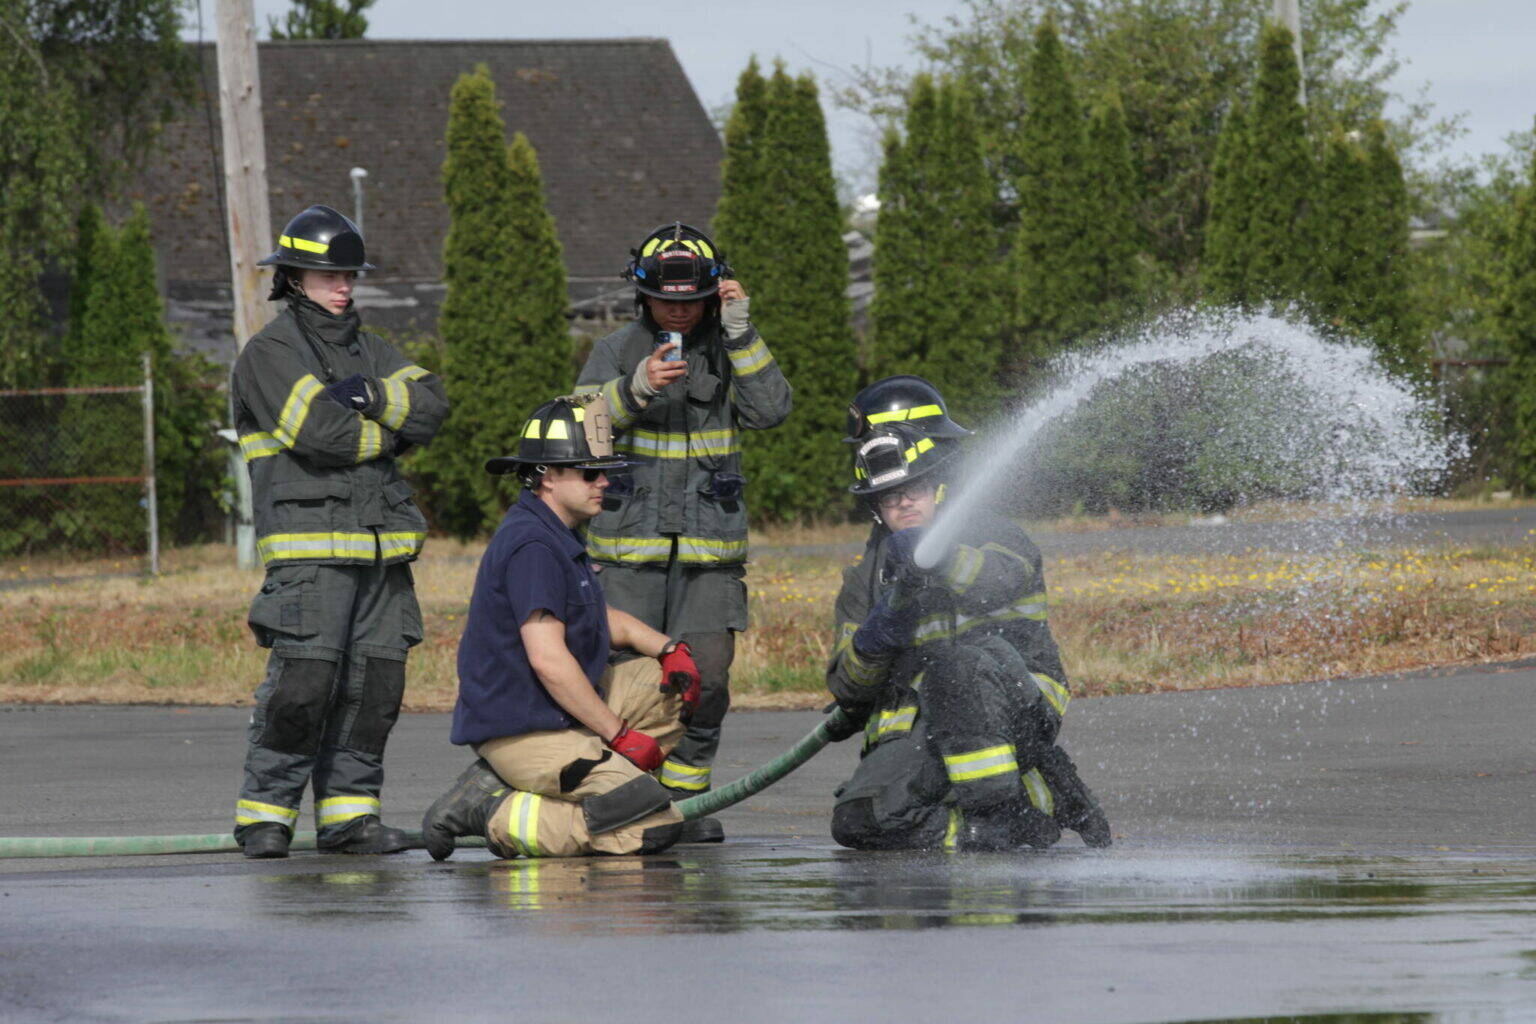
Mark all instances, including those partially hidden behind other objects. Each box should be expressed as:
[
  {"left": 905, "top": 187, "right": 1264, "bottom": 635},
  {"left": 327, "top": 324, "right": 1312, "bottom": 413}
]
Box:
[{"left": 3, "top": 513, "right": 1534, "bottom": 711}]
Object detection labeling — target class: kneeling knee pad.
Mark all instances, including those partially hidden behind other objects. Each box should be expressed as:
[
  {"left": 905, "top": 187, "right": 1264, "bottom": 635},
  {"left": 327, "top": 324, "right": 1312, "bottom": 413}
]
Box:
[
  {"left": 637, "top": 820, "right": 684, "bottom": 854},
  {"left": 583, "top": 775, "right": 673, "bottom": 836},
  {"left": 260, "top": 657, "right": 336, "bottom": 756}
]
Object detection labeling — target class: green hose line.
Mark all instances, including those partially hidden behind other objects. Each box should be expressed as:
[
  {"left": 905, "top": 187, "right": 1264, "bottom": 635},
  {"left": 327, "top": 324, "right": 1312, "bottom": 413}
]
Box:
[
  {"left": 0, "top": 710, "right": 849, "bottom": 859},
  {"left": 675, "top": 708, "right": 845, "bottom": 820}
]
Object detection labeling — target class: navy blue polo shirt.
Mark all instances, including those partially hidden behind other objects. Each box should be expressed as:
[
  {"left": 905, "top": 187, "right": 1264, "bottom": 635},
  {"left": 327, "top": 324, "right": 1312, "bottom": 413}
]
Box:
[{"left": 450, "top": 489, "right": 610, "bottom": 745}]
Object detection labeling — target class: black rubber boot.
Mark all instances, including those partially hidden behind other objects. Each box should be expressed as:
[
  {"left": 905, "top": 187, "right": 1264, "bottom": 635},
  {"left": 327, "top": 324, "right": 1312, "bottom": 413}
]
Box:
[
  {"left": 421, "top": 759, "right": 509, "bottom": 862},
  {"left": 674, "top": 816, "right": 725, "bottom": 844},
  {"left": 956, "top": 803, "right": 1061, "bottom": 852},
  {"left": 1038, "top": 746, "right": 1112, "bottom": 848},
  {"left": 317, "top": 815, "right": 415, "bottom": 855},
  {"left": 241, "top": 823, "right": 291, "bottom": 859}
]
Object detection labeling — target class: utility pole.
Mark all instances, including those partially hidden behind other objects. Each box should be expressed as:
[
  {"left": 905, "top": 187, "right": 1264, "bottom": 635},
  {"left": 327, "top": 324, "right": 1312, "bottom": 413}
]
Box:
[
  {"left": 1272, "top": 0, "right": 1306, "bottom": 106},
  {"left": 216, "top": 0, "right": 270, "bottom": 569}
]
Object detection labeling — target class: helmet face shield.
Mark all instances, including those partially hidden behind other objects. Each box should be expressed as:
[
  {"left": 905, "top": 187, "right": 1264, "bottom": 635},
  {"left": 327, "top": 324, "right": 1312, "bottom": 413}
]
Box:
[
  {"left": 855, "top": 433, "right": 912, "bottom": 491},
  {"left": 849, "top": 424, "right": 951, "bottom": 498}
]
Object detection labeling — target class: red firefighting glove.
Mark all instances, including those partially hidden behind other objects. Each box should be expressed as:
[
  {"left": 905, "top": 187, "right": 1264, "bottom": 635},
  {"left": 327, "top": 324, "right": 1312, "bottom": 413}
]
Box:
[
  {"left": 658, "top": 640, "right": 702, "bottom": 722},
  {"left": 606, "top": 721, "right": 664, "bottom": 773}
]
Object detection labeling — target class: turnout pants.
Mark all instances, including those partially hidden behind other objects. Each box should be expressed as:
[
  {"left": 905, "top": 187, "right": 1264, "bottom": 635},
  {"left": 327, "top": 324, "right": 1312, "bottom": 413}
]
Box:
[
  {"left": 476, "top": 659, "right": 687, "bottom": 857},
  {"left": 597, "top": 556, "right": 746, "bottom": 798},
  {"left": 234, "top": 560, "right": 422, "bottom": 842},
  {"left": 831, "top": 635, "right": 1073, "bottom": 851}
]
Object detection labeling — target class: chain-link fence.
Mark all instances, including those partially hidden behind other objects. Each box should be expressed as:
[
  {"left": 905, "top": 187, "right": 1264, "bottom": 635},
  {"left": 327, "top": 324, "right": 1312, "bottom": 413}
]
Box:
[{"left": 0, "top": 354, "right": 158, "bottom": 574}]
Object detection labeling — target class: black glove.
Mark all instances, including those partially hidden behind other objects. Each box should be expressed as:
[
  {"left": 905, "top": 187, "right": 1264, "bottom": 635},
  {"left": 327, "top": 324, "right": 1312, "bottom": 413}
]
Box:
[
  {"left": 325, "top": 373, "right": 380, "bottom": 416},
  {"left": 851, "top": 591, "right": 918, "bottom": 659},
  {"left": 822, "top": 701, "right": 871, "bottom": 743}
]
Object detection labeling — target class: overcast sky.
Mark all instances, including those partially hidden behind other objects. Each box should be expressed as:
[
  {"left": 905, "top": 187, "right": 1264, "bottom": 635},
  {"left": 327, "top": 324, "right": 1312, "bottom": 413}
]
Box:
[{"left": 226, "top": 0, "right": 1536, "bottom": 189}]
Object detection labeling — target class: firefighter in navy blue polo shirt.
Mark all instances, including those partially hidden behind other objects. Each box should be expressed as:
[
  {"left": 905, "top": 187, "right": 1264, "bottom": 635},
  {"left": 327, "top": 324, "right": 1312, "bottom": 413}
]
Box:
[{"left": 421, "top": 393, "right": 704, "bottom": 859}]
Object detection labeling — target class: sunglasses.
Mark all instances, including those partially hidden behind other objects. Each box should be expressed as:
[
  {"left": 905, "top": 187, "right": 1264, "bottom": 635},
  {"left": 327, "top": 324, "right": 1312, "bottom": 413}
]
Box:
[{"left": 579, "top": 468, "right": 607, "bottom": 483}]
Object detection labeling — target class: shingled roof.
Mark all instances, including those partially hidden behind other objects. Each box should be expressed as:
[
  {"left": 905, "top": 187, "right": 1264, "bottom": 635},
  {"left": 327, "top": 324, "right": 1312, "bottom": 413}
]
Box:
[{"left": 134, "top": 38, "right": 723, "bottom": 323}]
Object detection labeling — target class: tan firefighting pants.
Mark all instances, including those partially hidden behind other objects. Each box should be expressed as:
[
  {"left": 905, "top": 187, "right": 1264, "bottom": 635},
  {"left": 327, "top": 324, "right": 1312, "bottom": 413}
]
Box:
[{"left": 477, "top": 659, "right": 686, "bottom": 857}]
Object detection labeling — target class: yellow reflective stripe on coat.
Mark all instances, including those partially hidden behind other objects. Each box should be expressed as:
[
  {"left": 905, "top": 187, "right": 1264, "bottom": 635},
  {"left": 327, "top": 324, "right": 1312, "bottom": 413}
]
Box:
[
  {"left": 273, "top": 374, "right": 324, "bottom": 448},
  {"left": 659, "top": 759, "right": 711, "bottom": 792},
  {"left": 577, "top": 378, "right": 635, "bottom": 430},
  {"left": 943, "top": 743, "right": 1019, "bottom": 783},
  {"left": 841, "top": 645, "right": 887, "bottom": 688},
  {"left": 239, "top": 431, "right": 284, "bottom": 462},
  {"left": 385, "top": 364, "right": 431, "bottom": 384},
  {"left": 874, "top": 704, "right": 917, "bottom": 739},
  {"left": 913, "top": 592, "right": 1048, "bottom": 646},
  {"left": 236, "top": 798, "right": 300, "bottom": 828},
  {"left": 941, "top": 544, "right": 986, "bottom": 595},
  {"left": 1021, "top": 768, "right": 1055, "bottom": 814},
  {"left": 726, "top": 338, "right": 773, "bottom": 377},
  {"left": 356, "top": 418, "right": 385, "bottom": 462},
  {"left": 379, "top": 531, "right": 426, "bottom": 561},
  {"left": 281, "top": 234, "right": 329, "bottom": 254},
  {"left": 678, "top": 536, "right": 747, "bottom": 564},
  {"left": 317, "top": 794, "right": 380, "bottom": 827},
  {"left": 378, "top": 376, "right": 411, "bottom": 431},
  {"left": 258, "top": 531, "right": 374, "bottom": 563},
  {"left": 866, "top": 404, "right": 943, "bottom": 426},
  {"left": 1032, "top": 672, "right": 1071, "bottom": 717},
  {"left": 585, "top": 532, "right": 673, "bottom": 564},
  {"left": 505, "top": 791, "right": 543, "bottom": 857},
  {"left": 614, "top": 427, "right": 739, "bottom": 460}
]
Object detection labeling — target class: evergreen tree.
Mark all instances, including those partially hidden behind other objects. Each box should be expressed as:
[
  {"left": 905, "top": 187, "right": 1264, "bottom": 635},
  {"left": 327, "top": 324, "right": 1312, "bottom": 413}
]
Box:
[
  {"left": 1082, "top": 87, "right": 1144, "bottom": 328},
  {"left": 871, "top": 74, "right": 1002, "bottom": 424},
  {"left": 268, "top": 0, "right": 373, "bottom": 39},
  {"left": 1312, "top": 124, "right": 1417, "bottom": 375},
  {"left": 712, "top": 58, "right": 770, "bottom": 285},
  {"left": 1493, "top": 139, "right": 1536, "bottom": 491},
  {"left": 1201, "top": 100, "right": 1252, "bottom": 305},
  {"left": 1011, "top": 20, "right": 1097, "bottom": 367},
  {"left": 718, "top": 65, "right": 855, "bottom": 519},
  {"left": 422, "top": 67, "right": 569, "bottom": 537},
  {"left": 1241, "top": 22, "right": 1316, "bottom": 306}
]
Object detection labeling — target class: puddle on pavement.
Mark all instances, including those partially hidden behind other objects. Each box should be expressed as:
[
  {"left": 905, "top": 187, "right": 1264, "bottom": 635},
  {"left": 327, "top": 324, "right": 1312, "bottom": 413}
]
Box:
[{"left": 242, "top": 846, "right": 1536, "bottom": 937}]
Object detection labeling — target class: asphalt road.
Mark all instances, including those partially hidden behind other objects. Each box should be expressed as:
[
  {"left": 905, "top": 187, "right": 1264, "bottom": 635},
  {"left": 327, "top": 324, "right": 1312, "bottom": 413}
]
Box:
[{"left": 3, "top": 661, "right": 1535, "bottom": 1022}]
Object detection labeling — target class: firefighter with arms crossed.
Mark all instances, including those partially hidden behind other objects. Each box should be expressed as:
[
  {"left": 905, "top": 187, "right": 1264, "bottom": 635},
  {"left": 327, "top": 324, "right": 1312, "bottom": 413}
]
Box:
[
  {"left": 824, "top": 377, "right": 1111, "bottom": 852},
  {"left": 231, "top": 205, "right": 448, "bottom": 858},
  {"left": 421, "top": 394, "right": 704, "bottom": 859},
  {"left": 573, "top": 223, "right": 791, "bottom": 843}
]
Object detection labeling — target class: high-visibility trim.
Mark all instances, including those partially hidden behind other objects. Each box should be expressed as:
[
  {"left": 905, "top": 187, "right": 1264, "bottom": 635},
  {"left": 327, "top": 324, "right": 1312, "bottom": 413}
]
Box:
[
  {"left": 906, "top": 437, "right": 935, "bottom": 462},
  {"left": 600, "top": 378, "right": 636, "bottom": 429},
  {"left": 506, "top": 791, "right": 543, "bottom": 857},
  {"left": 281, "top": 234, "right": 329, "bottom": 254},
  {"left": 942, "top": 544, "right": 986, "bottom": 595},
  {"left": 832, "top": 621, "right": 856, "bottom": 658},
  {"left": 546, "top": 419, "right": 570, "bottom": 440},
  {"left": 385, "top": 364, "right": 431, "bottom": 384},
  {"left": 585, "top": 531, "right": 746, "bottom": 565},
  {"left": 726, "top": 338, "right": 773, "bottom": 377},
  {"left": 659, "top": 759, "right": 711, "bottom": 792},
  {"left": 614, "top": 427, "right": 739, "bottom": 460},
  {"left": 239, "top": 431, "right": 284, "bottom": 462},
  {"left": 841, "top": 645, "right": 887, "bottom": 689},
  {"left": 317, "top": 794, "right": 380, "bottom": 827},
  {"left": 874, "top": 704, "right": 917, "bottom": 739},
  {"left": 1021, "top": 768, "right": 1055, "bottom": 814},
  {"left": 378, "top": 376, "right": 410, "bottom": 431},
  {"left": 273, "top": 374, "right": 324, "bottom": 449},
  {"left": 524, "top": 419, "right": 542, "bottom": 439},
  {"left": 379, "top": 531, "right": 427, "bottom": 561},
  {"left": 1033, "top": 672, "right": 1071, "bottom": 717},
  {"left": 236, "top": 798, "right": 300, "bottom": 828},
  {"left": 356, "top": 418, "right": 385, "bottom": 462},
  {"left": 913, "top": 592, "right": 1048, "bottom": 646},
  {"left": 943, "top": 807, "right": 961, "bottom": 851},
  {"left": 866, "top": 404, "right": 943, "bottom": 426},
  {"left": 943, "top": 743, "right": 1019, "bottom": 783}
]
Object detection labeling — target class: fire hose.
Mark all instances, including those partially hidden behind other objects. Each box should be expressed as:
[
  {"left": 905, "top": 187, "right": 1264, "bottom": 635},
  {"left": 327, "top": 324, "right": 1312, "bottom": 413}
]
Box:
[{"left": 0, "top": 708, "right": 850, "bottom": 859}]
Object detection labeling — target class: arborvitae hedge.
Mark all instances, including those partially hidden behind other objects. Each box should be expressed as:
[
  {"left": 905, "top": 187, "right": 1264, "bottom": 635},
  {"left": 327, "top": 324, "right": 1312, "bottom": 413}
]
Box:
[
  {"left": 420, "top": 66, "right": 569, "bottom": 537},
  {"left": 1082, "top": 87, "right": 1145, "bottom": 329},
  {"left": 1240, "top": 23, "right": 1315, "bottom": 306},
  {"left": 716, "top": 64, "right": 855, "bottom": 519},
  {"left": 870, "top": 74, "right": 1002, "bottom": 425},
  {"left": 1012, "top": 20, "right": 1098, "bottom": 367},
  {"left": 1201, "top": 101, "right": 1252, "bottom": 305},
  {"left": 1495, "top": 140, "right": 1536, "bottom": 492}
]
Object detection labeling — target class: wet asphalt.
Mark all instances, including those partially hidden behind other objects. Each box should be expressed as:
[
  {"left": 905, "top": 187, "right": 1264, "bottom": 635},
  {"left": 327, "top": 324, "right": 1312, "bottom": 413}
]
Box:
[{"left": 4, "top": 661, "right": 1535, "bottom": 1023}]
